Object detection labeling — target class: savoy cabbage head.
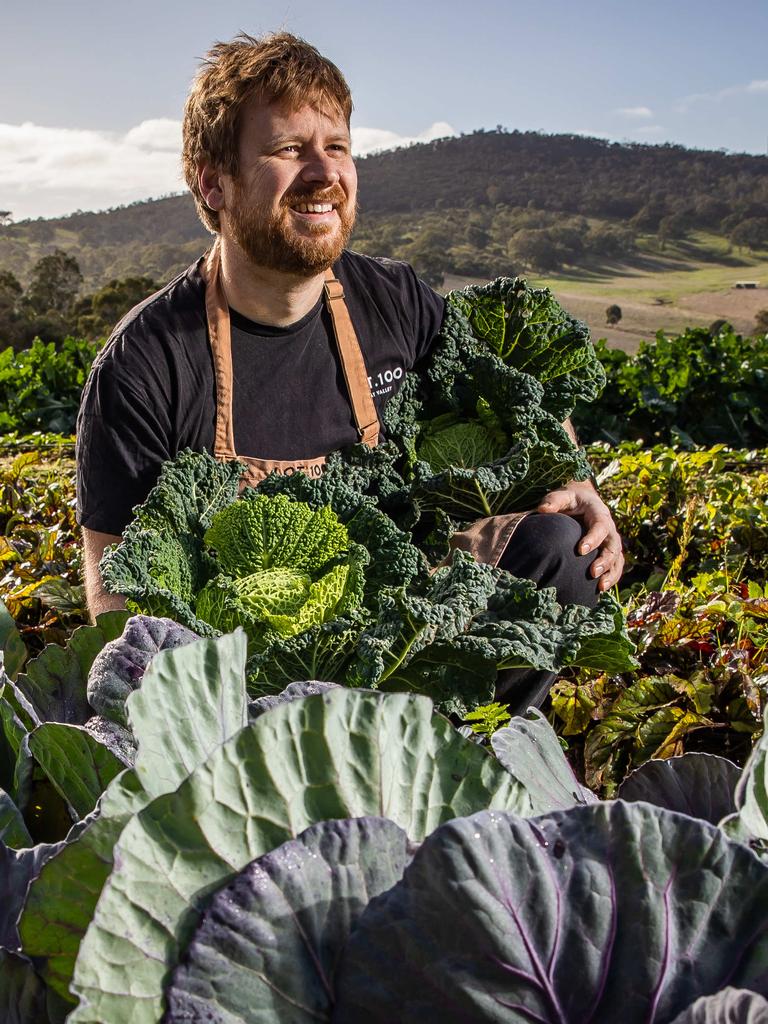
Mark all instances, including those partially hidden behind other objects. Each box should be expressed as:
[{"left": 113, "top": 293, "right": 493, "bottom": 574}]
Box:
[
  {"left": 100, "top": 450, "right": 432, "bottom": 692},
  {"left": 197, "top": 494, "right": 368, "bottom": 640}
]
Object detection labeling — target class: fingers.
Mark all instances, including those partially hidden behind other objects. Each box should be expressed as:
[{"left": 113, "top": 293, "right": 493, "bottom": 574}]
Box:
[
  {"left": 578, "top": 512, "right": 613, "bottom": 556},
  {"left": 590, "top": 531, "right": 625, "bottom": 591}
]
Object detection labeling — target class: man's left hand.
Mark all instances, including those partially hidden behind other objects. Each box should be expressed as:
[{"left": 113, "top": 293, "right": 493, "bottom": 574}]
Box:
[{"left": 537, "top": 479, "right": 624, "bottom": 592}]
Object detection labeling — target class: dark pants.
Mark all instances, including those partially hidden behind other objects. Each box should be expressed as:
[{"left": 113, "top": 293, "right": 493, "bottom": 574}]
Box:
[{"left": 494, "top": 512, "right": 600, "bottom": 715}]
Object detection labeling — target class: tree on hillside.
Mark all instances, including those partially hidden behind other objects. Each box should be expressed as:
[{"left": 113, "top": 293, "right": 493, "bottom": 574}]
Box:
[
  {"left": 24, "top": 249, "right": 83, "bottom": 318},
  {"left": 396, "top": 226, "right": 450, "bottom": 288},
  {"left": 73, "top": 276, "right": 160, "bottom": 339},
  {"left": 754, "top": 309, "right": 768, "bottom": 336},
  {"left": 0, "top": 270, "right": 22, "bottom": 309},
  {"left": 693, "top": 196, "right": 730, "bottom": 230},
  {"left": 630, "top": 200, "right": 667, "bottom": 232},
  {"left": 658, "top": 213, "right": 688, "bottom": 250},
  {"left": 0, "top": 211, "right": 12, "bottom": 226},
  {"left": 588, "top": 224, "right": 636, "bottom": 258},
  {"left": 605, "top": 304, "right": 622, "bottom": 326},
  {"left": 0, "top": 270, "right": 25, "bottom": 348},
  {"left": 507, "top": 229, "right": 560, "bottom": 273},
  {"left": 14, "top": 249, "right": 84, "bottom": 344},
  {"left": 465, "top": 224, "right": 490, "bottom": 249},
  {"left": 548, "top": 225, "right": 584, "bottom": 263},
  {"left": 731, "top": 218, "right": 768, "bottom": 253}
]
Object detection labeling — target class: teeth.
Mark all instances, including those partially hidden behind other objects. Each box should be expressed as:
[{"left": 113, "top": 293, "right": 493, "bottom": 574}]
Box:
[{"left": 293, "top": 202, "right": 334, "bottom": 213}]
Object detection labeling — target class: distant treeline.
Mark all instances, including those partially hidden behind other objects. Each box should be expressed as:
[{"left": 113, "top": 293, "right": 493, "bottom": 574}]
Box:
[
  {"left": 0, "top": 128, "right": 766, "bottom": 289},
  {"left": 0, "top": 249, "right": 159, "bottom": 348}
]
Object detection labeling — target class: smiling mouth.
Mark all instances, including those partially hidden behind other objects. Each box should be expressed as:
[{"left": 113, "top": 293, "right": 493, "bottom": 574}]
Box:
[{"left": 291, "top": 201, "right": 336, "bottom": 214}]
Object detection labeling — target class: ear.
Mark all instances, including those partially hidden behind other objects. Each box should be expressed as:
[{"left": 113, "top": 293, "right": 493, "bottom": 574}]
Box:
[{"left": 198, "top": 162, "right": 226, "bottom": 212}]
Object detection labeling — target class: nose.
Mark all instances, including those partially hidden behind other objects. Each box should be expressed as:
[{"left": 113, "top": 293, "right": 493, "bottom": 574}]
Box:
[{"left": 300, "top": 146, "right": 341, "bottom": 186}]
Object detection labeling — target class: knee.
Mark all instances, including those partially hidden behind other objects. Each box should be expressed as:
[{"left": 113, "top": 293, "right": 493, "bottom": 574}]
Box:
[
  {"left": 500, "top": 512, "right": 600, "bottom": 607},
  {"left": 513, "top": 512, "right": 584, "bottom": 566}
]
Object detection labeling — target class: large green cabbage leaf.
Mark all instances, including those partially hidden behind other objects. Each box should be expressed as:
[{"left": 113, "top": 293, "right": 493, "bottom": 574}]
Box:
[
  {"left": 18, "top": 631, "right": 249, "bottom": 1007},
  {"left": 490, "top": 708, "right": 597, "bottom": 809},
  {"left": 448, "top": 275, "right": 607, "bottom": 421},
  {"left": 721, "top": 701, "right": 768, "bottom": 847},
  {"left": 86, "top": 614, "right": 199, "bottom": 728},
  {"left": 164, "top": 817, "right": 410, "bottom": 1023},
  {"left": 69, "top": 687, "right": 529, "bottom": 1023},
  {"left": 618, "top": 752, "right": 740, "bottom": 825}
]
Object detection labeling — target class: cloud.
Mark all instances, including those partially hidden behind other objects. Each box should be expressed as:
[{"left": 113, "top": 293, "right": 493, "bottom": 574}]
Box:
[
  {"left": 676, "top": 79, "right": 768, "bottom": 112},
  {"left": 0, "top": 118, "right": 457, "bottom": 221},
  {"left": 0, "top": 119, "right": 185, "bottom": 221},
  {"left": 123, "top": 119, "right": 183, "bottom": 151},
  {"left": 616, "top": 106, "right": 653, "bottom": 119},
  {"left": 351, "top": 121, "right": 456, "bottom": 156}
]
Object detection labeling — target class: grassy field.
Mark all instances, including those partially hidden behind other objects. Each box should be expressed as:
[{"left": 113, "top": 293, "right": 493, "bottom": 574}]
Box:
[{"left": 444, "top": 233, "right": 768, "bottom": 353}]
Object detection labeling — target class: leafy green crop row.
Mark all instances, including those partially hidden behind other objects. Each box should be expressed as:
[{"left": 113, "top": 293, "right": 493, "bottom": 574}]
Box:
[
  {"left": 574, "top": 326, "right": 768, "bottom": 447},
  {"left": 0, "top": 442, "right": 84, "bottom": 655},
  {"left": 0, "top": 338, "right": 98, "bottom": 436},
  {"left": 545, "top": 444, "right": 768, "bottom": 793},
  {"left": 3, "top": 443, "right": 768, "bottom": 801},
  {"left": 593, "top": 442, "right": 768, "bottom": 586}
]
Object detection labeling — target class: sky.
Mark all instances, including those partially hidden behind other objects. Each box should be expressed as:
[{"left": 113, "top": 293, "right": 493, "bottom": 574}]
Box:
[{"left": 2, "top": 0, "right": 767, "bottom": 221}]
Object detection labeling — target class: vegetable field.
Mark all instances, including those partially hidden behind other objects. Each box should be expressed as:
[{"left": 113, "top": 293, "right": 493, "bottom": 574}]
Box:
[{"left": 3, "top": 283, "right": 768, "bottom": 1022}]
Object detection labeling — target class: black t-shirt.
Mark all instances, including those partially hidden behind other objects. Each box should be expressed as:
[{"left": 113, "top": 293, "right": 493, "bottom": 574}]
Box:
[{"left": 76, "top": 249, "right": 445, "bottom": 534}]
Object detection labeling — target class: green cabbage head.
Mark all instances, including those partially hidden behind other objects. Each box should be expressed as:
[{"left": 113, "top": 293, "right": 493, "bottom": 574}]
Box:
[{"left": 196, "top": 493, "right": 367, "bottom": 639}]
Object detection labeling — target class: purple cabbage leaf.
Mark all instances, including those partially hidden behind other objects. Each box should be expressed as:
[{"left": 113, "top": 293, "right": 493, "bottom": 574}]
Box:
[
  {"left": 618, "top": 752, "right": 740, "bottom": 825},
  {"left": 334, "top": 801, "right": 768, "bottom": 1023},
  {"left": 165, "top": 817, "right": 411, "bottom": 1023}
]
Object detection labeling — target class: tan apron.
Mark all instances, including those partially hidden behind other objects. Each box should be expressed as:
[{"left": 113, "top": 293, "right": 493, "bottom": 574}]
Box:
[{"left": 200, "top": 240, "right": 528, "bottom": 568}]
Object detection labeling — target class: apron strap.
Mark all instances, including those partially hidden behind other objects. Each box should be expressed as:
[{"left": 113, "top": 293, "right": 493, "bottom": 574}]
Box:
[
  {"left": 323, "top": 270, "right": 380, "bottom": 448},
  {"left": 202, "top": 241, "right": 238, "bottom": 460}
]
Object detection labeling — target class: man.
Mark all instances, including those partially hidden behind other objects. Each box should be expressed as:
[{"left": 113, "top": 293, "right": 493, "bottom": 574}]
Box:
[{"left": 77, "top": 33, "right": 623, "bottom": 704}]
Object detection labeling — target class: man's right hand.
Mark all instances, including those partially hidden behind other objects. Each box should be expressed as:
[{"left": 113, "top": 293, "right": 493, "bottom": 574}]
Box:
[{"left": 81, "top": 527, "right": 126, "bottom": 620}]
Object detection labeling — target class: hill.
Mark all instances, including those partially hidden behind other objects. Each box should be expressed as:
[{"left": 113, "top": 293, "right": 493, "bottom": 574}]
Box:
[{"left": 1, "top": 129, "right": 767, "bottom": 348}]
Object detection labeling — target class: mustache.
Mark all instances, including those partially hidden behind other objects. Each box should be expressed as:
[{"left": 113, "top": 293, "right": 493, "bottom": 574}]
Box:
[{"left": 281, "top": 185, "right": 348, "bottom": 208}]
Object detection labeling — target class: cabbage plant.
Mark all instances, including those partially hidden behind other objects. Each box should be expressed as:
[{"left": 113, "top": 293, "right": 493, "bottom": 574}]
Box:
[
  {"left": 299, "top": 279, "right": 605, "bottom": 550},
  {"left": 5, "top": 633, "right": 768, "bottom": 1022}
]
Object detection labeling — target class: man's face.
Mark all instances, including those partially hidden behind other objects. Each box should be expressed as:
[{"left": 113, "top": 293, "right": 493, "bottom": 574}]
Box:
[{"left": 221, "top": 98, "right": 357, "bottom": 276}]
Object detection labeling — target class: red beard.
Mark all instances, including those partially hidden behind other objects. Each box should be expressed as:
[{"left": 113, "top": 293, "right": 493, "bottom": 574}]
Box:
[{"left": 228, "top": 181, "right": 356, "bottom": 276}]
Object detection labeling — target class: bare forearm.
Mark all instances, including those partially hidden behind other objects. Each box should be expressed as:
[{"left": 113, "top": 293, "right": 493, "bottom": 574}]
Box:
[
  {"left": 81, "top": 527, "right": 126, "bottom": 621},
  {"left": 563, "top": 416, "right": 578, "bottom": 446}
]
